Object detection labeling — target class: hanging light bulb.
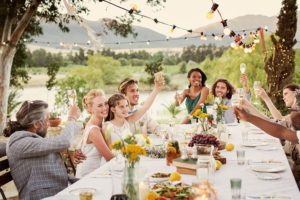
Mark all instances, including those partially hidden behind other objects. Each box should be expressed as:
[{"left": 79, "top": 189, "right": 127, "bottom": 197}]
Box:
[
  {"left": 170, "top": 25, "right": 176, "bottom": 33},
  {"left": 206, "top": 3, "right": 219, "bottom": 19},
  {"left": 230, "top": 42, "right": 237, "bottom": 48},
  {"left": 206, "top": 11, "right": 214, "bottom": 19},
  {"left": 234, "top": 35, "right": 241, "bottom": 43},
  {"left": 223, "top": 27, "right": 231, "bottom": 36},
  {"left": 87, "top": 40, "right": 91, "bottom": 45},
  {"left": 214, "top": 35, "right": 219, "bottom": 40},
  {"left": 133, "top": 4, "right": 138, "bottom": 11},
  {"left": 146, "top": 40, "right": 150, "bottom": 45},
  {"left": 129, "top": 3, "right": 139, "bottom": 14},
  {"left": 221, "top": 20, "right": 231, "bottom": 36},
  {"left": 264, "top": 26, "right": 268, "bottom": 32},
  {"left": 59, "top": 42, "right": 64, "bottom": 46},
  {"left": 200, "top": 35, "right": 207, "bottom": 41}
]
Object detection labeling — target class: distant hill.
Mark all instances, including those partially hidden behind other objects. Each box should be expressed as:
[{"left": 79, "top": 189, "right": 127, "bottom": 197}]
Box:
[{"left": 31, "top": 12, "right": 300, "bottom": 50}]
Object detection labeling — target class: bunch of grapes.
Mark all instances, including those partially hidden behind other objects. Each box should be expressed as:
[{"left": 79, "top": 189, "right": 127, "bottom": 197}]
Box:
[{"left": 188, "top": 134, "right": 220, "bottom": 147}]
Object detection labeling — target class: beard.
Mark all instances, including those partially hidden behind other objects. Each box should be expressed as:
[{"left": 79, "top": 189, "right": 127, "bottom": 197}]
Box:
[{"left": 36, "top": 127, "right": 47, "bottom": 138}]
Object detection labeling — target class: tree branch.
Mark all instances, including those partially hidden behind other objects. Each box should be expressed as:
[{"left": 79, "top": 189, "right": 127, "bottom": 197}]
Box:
[
  {"left": 10, "top": 0, "right": 42, "bottom": 46},
  {"left": 3, "top": 0, "right": 18, "bottom": 42}
]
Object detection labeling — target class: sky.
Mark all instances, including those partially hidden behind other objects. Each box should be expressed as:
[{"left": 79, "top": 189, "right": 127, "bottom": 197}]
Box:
[{"left": 81, "top": 0, "right": 283, "bottom": 36}]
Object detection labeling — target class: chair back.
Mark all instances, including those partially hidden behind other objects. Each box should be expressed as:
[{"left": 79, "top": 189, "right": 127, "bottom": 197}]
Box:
[{"left": 0, "top": 156, "right": 13, "bottom": 200}]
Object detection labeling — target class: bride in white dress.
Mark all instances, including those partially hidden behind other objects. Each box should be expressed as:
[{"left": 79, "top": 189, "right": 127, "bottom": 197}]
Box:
[{"left": 76, "top": 89, "right": 114, "bottom": 178}]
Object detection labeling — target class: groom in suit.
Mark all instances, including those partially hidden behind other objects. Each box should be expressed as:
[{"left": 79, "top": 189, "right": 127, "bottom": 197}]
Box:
[{"left": 4, "top": 100, "right": 80, "bottom": 200}]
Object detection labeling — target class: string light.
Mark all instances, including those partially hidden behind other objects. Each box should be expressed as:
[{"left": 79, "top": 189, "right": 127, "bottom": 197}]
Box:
[
  {"left": 128, "top": 4, "right": 139, "bottom": 14},
  {"left": 207, "top": 3, "right": 219, "bottom": 19},
  {"left": 96, "top": 0, "right": 265, "bottom": 51},
  {"left": 221, "top": 20, "right": 231, "bottom": 36},
  {"left": 170, "top": 25, "right": 176, "bottom": 33}
]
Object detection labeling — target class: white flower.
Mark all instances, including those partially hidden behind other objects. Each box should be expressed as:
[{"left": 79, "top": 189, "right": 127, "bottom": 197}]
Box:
[
  {"left": 214, "top": 97, "right": 222, "bottom": 104},
  {"left": 135, "top": 134, "right": 146, "bottom": 147},
  {"left": 213, "top": 104, "right": 218, "bottom": 110}
]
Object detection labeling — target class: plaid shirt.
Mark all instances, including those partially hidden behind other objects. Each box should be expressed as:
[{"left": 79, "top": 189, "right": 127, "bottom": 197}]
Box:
[{"left": 6, "top": 121, "right": 78, "bottom": 200}]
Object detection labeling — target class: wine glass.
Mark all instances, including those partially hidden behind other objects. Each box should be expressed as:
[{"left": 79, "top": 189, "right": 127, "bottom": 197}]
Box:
[
  {"left": 67, "top": 89, "right": 77, "bottom": 106},
  {"left": 253, "top": 81, "right": 261, "bottom": 98},
  {"left": 231, "top": 94, "right": 240, "bottom": 107},
  {"left": 236, "top": 88, "right": 244, "bottom": 99},
  {"left": 240, "top": 63, "right": 246, "bottom": 74},
  {"left": 175, "top": 91, "right": 183, "bottom": 103}
]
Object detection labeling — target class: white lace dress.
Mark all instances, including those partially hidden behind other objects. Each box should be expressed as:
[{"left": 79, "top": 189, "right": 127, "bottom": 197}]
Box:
[
  {"left": 105, "top": 121, "right": 132, "bottom": 144},
  {"left": 76, "top": 125, "right": 103, "bottom": 178}
]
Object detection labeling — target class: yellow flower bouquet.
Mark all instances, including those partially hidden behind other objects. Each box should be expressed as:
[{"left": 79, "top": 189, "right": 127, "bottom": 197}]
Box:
[
  {"left": 213, "top": 97, "right": 228, "bottom": 123},
  {"left": 192, "top": 106, "right": 213, "bottom": 132},
  {"left": 111, "top": 135, "right": 146, "bottom": 200}
]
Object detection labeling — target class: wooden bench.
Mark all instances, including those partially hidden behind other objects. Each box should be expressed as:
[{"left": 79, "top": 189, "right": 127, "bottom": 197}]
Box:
[{"left": 0, "top": 156, "right": 13, "bottom": 200}]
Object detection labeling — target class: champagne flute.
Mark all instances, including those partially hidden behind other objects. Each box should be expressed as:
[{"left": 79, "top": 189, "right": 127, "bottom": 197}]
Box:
[
  {"left": 175, "top": 91, "right": 183, "bottom": 103},
  {"left": 231, "top": 94, "right": 240, "bottom": 107},
  {"left": 253, "top": 81, "right": 261, "bottom": 98},
  {"left": 231, "top": 94, "right": 240, "bottom": 123},
  {"left": 67, "top": 89, "right": 77, "bottom": 106},
  {"left": 236, "top": 88, "right": 244, "bottom": 99},
  {"left": 240, "top": 63, "right": 246, "bottom": 74}
]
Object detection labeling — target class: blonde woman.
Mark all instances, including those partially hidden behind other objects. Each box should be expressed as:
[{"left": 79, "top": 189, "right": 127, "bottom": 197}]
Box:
[{"left": 76, "top": 89, "right": 114, "bottom": 178}]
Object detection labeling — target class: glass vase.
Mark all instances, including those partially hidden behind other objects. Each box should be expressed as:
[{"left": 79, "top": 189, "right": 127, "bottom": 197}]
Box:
[
  {"left": 216, "top": 111, "right": 224, "bottom": 124},
  {"left": 122, "top": 160, "right": 139, "bottom": 200}
]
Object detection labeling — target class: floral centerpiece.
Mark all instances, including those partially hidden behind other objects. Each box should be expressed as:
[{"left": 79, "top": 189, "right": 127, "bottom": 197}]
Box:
[
  {"left": 192, "top": 106, "right": 213, "bottom": 132},
  {"left": 213, "top": 97, "right": 228, "bottom": 123},
  {"left": 111, "top": 135, "right": 146, "bottom": 200}
]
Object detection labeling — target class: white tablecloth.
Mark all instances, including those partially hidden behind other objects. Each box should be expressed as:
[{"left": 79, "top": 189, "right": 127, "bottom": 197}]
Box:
[{"left": 46, "top": 124, "right": 300, "bottom": 200}]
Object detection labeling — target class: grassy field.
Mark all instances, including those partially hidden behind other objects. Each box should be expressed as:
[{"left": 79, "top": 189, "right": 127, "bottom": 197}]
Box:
[{"left": 26, "top": 64, "right": 197, "bottom": 91}]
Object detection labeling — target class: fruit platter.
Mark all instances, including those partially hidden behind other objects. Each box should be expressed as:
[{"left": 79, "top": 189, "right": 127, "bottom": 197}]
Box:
[{"left": 188, "top": 134, "right": 225, "bottom": 150}]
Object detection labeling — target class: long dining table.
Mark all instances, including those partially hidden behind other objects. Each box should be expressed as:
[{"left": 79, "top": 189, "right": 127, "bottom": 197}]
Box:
[{"left": 45, "top": 124, "right": 300, "bottom": 200}]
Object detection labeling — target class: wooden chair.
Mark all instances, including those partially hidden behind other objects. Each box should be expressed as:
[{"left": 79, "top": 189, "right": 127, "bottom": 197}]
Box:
[{"left": 0, "top": 156, "right": 13, "bottom": 200}]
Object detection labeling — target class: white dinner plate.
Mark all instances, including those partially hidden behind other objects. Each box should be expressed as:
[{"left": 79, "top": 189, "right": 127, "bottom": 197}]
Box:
[
  {"left": 149, "top": 177, "right": 169, "bottom": 183},
  {"left": 251, "top": 163, "right": 286, "bottom": 173},
  {"left": 149, "top": 172, "right": 170, "bottom": 182},
  {"left": 256, "top": 146, "right": 279, "bottom": 151},
  {"left": 69, "top": 187, "right": 97, "bottom": 195},
  {"left": 242, "top": 141, "right": 268, "bottom": 147},
  {"left": 256, "top": 172, "right": 281, "bottom": 180},
  {"left": 249, "top": 130, "right": 264, "bottom": 134}
]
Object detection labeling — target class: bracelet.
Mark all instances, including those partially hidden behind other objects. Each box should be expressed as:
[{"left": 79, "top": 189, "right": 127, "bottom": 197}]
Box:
[{"left": 68, "top": 115, "right": 77, "bottom": 121}]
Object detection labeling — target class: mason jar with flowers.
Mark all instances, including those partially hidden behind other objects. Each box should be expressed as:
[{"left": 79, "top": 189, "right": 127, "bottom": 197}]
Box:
[
  {"left": 213, "top": 97, "right": 228, "bottom": 124},
  {"left": 111, "top": 135, "right": 146, "bottom": 200}
]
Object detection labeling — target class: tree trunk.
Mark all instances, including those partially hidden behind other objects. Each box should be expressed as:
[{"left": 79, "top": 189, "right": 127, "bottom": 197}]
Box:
[{"left": 0, "top": 46, "right": 16, "bottom": 134}]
